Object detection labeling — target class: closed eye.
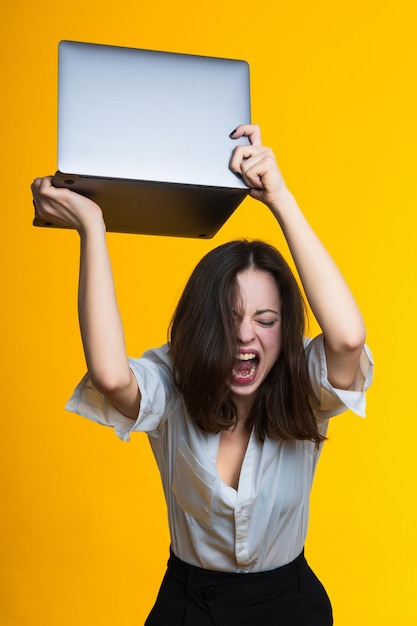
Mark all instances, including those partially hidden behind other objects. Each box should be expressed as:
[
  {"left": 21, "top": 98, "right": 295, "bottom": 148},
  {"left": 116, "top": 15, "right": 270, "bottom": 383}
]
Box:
[{"left": 256, "top": 319, "right": 280, "bottom": 328}]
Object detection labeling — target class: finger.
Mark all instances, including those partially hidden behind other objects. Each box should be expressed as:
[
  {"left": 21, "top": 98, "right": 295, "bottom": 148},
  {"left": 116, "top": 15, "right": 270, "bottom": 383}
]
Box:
[
  {"left": 39, "top": 175, "right": 54, "bottom": 186},
  {"left": 241, "top": 149, "right": 278, "bottom": 190},
  {"left": 229, "top": 145, "right": 266, "bottom": 176},
  {"left": 31, "top": 176, "right": 53, "bottom": 201},
  {"left": 32, "top": 176, "right": 52, "bottom": 188},
  {"left": 230, "top": 146, "right": 271, "bottom": 186},
  {"left": 38, "top": 176, "right": 55, "bottom": 197},
  {"left": 31, "top": 177, "right": 42, "bottom": 196},
  {"left": 31, "top": 179, "right": 43, "bottom": 211},
  {"left": 230, "top": 124, "right": 262, "bottom": 146},
  {"left": 31, "top": 177, "right": 57, "bottom": 220},
  {"left": 32, "top": 187, "right": 46, "bottom": 218},
  {"left": 241, "top": 162, "right": 264, "bottom": 189}
]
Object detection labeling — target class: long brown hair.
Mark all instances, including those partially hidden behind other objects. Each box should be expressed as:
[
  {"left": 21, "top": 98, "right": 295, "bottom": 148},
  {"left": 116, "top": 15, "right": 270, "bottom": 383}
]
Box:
[{"left": 169, "top": 240, "right": 324, "bottom": 445}]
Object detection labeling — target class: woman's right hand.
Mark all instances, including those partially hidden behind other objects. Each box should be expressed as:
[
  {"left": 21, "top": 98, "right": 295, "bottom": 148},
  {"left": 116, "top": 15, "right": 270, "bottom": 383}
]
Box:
[{"left": 31, "top": 177, "right": 105, "bottom": 234}]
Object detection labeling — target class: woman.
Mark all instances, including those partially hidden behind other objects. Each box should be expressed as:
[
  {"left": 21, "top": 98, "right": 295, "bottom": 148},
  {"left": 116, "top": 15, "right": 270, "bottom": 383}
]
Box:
[{"left": 32, "top": 125, "right": 373, "bottom": 625}]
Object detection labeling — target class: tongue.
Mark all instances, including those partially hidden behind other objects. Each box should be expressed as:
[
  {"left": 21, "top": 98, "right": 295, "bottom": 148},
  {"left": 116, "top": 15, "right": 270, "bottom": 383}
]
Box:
[{"left": 235, "top": 360, "right": 253, "bottom": 373}]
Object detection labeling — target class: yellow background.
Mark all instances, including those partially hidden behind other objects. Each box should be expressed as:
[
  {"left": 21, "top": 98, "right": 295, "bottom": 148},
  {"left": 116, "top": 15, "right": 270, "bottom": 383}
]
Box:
[{"left": 2, "top": 0, "right": 416, "bottom": 624}]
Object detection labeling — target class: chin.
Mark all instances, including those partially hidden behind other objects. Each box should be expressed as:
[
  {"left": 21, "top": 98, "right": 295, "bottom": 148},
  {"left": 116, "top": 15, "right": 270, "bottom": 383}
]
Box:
[{"left": 230, "top": 383, "right": 260, "bottom": 403}]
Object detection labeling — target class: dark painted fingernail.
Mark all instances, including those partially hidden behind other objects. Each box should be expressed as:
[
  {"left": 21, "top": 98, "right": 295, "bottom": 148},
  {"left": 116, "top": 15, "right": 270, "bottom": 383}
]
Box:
[{"left": 229, "top": 129, "right": 237, "bottom": 137}]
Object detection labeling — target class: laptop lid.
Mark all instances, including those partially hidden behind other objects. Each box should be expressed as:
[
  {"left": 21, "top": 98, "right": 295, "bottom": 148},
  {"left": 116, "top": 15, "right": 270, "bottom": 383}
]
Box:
[{"left": 34, "top": 41, "right": 251, "bottom": 238}]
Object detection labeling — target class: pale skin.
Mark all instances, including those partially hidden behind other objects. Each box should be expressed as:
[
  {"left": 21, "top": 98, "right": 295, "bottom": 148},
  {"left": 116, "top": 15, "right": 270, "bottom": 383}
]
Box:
[
  {"left": 218, "top": 267, "right": 282, "bottom": 489},
  {"left": 32, "top": 124, "right": 366, "bottom": 490}
]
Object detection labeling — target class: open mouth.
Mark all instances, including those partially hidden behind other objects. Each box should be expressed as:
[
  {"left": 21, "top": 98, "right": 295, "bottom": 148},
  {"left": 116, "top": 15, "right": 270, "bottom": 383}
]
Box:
[{"left": 231, "top": 352, "right": 259, "bottom": 384}]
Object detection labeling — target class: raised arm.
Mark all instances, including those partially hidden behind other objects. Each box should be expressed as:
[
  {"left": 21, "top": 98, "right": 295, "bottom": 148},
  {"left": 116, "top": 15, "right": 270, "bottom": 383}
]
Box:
[
  {"left": 31, "top": 178, "right": 140, "bottom": 418},
  {"left": 229, "top": 125, "right": 366, "bottom": 390}
]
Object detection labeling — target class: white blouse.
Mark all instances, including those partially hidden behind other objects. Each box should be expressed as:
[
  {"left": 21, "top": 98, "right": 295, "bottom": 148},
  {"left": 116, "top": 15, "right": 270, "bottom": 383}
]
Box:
[{"left": 66, "top": 335, "right": 373, "bottom": 573}]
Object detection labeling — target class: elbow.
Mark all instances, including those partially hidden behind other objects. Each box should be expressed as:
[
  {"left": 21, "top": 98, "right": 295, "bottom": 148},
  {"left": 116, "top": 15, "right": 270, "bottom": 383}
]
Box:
[
  {"left": 327, "top": 323, "right": 367, "bottom": 356},
  {"left": 342, "top": 328, "right": 366, "bottom": 353},
  {"left": 325, "top": 323, "right": 368, "bottom": 391},
  {"left": 339, "top": 317, "right": 367, "bottom": 353},
  {"left": 89, "top": 368, "right": 132, "bottom": 397}
]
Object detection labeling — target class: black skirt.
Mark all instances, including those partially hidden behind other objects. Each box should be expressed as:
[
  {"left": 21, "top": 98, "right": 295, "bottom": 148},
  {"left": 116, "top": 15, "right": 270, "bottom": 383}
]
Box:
[{"left": 145, "top": 549, "right": 333, "bottom": 626}]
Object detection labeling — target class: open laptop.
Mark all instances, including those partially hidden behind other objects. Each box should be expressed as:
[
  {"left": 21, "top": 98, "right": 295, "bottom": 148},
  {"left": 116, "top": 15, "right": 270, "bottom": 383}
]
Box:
[{"left": 33, "top": 40, "right": 251, "bottom": 238}]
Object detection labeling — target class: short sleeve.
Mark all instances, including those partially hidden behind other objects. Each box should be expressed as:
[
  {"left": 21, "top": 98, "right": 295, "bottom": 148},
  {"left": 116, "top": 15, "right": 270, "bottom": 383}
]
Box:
[
  {"left": 304, "top": 334, "right": 374, "bottom": 420},
  {"left": 65, "top": 344, "right": 175, "bottom": 441}
]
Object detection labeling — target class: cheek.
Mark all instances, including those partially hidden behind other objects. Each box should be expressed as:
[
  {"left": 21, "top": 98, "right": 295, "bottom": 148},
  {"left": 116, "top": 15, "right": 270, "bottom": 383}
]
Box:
[{"left": 265, "top": 328, "right": 282, "bottom": 360}]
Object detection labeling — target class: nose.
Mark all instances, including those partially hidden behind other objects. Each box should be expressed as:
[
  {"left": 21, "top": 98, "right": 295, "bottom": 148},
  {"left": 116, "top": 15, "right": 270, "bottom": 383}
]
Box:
[{"left": 236, "top": 317, "right": 255, "bottom": 344}]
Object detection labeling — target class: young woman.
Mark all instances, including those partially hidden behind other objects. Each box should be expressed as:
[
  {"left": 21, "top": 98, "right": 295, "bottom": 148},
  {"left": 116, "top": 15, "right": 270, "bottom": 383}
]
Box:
[{"left": 32, "top": 125, "right": 373, "bottom": 625}]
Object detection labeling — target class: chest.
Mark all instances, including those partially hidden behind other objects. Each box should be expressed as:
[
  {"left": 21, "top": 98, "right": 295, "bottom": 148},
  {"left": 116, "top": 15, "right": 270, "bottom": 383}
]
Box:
[
  {"left": 167, "top": 429, "right": 318, "bottom": 541},
  {"left": 216, "top": 426, "right": 252, "bottom": 490}
]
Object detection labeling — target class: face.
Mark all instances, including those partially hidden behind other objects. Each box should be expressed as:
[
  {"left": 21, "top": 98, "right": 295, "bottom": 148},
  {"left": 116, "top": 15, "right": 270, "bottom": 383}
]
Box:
[{"left": 230, "top": 268, "right": 282, "bottom": 415}]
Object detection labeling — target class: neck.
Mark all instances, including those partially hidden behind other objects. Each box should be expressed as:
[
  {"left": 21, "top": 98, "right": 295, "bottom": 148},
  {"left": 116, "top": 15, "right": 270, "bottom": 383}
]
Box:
[{"left": 232, "top": 397, "right": 254, "bottom": 424}]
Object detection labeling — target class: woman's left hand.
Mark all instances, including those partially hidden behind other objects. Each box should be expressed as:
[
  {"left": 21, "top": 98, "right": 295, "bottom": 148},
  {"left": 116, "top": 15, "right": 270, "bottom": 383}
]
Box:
[{"left": 229, "top": 124, "right": 289, "bottom": 208}]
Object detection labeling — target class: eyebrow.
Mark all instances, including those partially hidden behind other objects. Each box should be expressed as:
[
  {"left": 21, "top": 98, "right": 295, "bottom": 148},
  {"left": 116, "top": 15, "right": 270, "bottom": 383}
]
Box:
[
  {"left": 233, "top": 308, "right": 280, "bottom": 317},
  {"left": 254, "top": 309, "right": 280, "bottom": 315}
]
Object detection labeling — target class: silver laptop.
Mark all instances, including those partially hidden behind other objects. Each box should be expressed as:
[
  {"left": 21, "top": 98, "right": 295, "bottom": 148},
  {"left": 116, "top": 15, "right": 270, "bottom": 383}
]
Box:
[{"left": 34, "top": 40, "right": 251, "bottom": 238}]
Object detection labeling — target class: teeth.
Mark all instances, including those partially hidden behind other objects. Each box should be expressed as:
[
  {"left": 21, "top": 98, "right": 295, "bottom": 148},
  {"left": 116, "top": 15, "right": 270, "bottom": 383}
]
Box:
[
  {"left": 237, "top": 353, "right": 257, "bottom": 361},
  {"left": 232, "top": 364, "right": 257, "bottom": 379}
]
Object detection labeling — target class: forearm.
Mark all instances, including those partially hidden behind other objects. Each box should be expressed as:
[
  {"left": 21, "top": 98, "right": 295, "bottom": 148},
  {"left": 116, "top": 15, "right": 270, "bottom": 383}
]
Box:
[
  {"left": 269, "top": 189, "right": 366, "bottom": 353},
  {"left": 228, "top": 124, "right": 366, "bottom": 389},
  {"left": 78, "top": 221, "right": 131, "bottom": 393},
  {"left": 31, "top": 177, "right": 139, "bottom": 413}
]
